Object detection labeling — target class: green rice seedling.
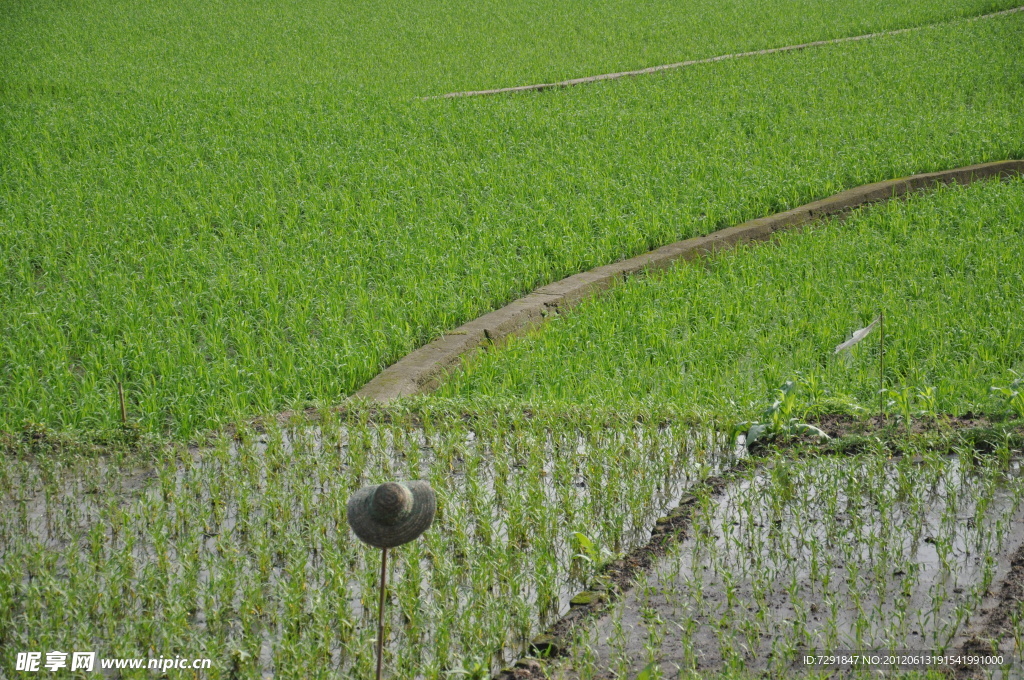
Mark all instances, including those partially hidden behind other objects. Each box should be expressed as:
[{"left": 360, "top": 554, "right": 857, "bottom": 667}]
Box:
[
  {"left": 565, "top": 623, "right": 603, "bottom": 680},
  {"left": 609, "top": 601, "right": 631, "bottom": 678},
  {"left": 637, "top": 583, "right": 666, "bottom": 667},
  {"left": 991, "top": 374, "right": 1024, "bottom": 418},
  {"left": 888, "top": 386, "right": 916, "bottom": 431},
  {"left": 916, "top": 386, "right": 940, "bottom": 418}
]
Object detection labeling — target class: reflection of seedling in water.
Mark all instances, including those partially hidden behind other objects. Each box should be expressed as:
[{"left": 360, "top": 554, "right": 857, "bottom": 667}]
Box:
[{"left": 661, "top": 450, "right": 1019, "bottom": 675}]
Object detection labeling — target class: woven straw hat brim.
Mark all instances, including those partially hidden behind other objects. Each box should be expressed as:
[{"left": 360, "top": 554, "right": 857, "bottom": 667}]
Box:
[{"left": 347, "top": 480, "right": 436, "bottom": 549}]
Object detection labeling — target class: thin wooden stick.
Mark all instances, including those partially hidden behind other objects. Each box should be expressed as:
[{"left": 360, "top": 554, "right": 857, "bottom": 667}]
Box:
[
  {"left": 117, "top": 381, "right": 127, "bottom": 425},
  {"left": 878, "top": 312, "right": 884, "bottom": 420},
  {"left": 376, "top": 547, "right": 388, "bottom": 680}
]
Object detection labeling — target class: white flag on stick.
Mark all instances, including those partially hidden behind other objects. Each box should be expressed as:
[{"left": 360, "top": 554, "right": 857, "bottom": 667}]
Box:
[{"left": 834, "top": 316, "right": 881, "bottom": 354}]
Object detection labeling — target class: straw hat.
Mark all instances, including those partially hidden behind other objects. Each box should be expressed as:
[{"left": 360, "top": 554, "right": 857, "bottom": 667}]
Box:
[{"left": 347, "top": 480, "right": 436, "bottom": 549}]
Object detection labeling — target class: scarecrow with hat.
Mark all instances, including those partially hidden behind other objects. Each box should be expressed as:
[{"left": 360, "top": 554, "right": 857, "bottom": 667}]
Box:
[{"left": 347, "top": 480, "right": 436, "bottom": 679}]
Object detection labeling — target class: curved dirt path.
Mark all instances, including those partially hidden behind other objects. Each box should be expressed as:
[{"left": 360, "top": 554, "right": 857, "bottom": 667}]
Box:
[
  {"left": 426, "top": 6, "right": 1024, "bottom": 100},
  {"left": 354, "top": 160, "right": 1024, "bottom": 402}
]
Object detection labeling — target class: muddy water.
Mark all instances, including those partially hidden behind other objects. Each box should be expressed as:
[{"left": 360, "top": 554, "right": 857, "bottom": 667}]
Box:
[
  {"left": 0, "top": 420, "right": 743, "bottom": 677},
  {"left": 559, "top": 455, "right": 1024, "bottom": 679}
]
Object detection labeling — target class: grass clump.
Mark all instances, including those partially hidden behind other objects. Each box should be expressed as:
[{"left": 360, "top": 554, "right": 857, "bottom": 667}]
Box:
[{"left": 1, "top": 420, "right": 164, "bottom": 464}]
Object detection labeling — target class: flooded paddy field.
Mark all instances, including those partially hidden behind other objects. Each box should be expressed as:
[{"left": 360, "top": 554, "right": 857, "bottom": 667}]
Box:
[
  {"left": 6, "top": 409, "right": 1021, "bottom": 679},
  {"left": 0, "top": 408, "right": 741, "bottom": 678},
  {"left": 550, "top": 445, "right": 1024, "bottom": 680}
]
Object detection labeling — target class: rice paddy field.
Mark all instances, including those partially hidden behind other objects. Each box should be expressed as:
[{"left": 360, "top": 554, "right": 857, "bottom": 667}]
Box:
[
  {"left": 556, "top": 445, "right": 1024, "bottom": 679},
  {"left": 3, "top": 410, "right": 1024, "bottom": 678},
  {"left": 4, "top": 0, "right": 1024, "bottom": 678},
  {"left": 0, "top": 407, "right": 737, "bottom": 677},
  {"left": 3, "top": 2, "right": 1024, "bottom": 436},
  {"left": 438, "top": 177, "right": 1024, "bottom": 422}
]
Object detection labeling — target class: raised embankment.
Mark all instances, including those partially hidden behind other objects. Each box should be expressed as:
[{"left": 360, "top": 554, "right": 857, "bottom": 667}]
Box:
[
  {"left": 427, "top": 6, "right": 1024, "bottom": 99},
  {"left": 355, "top": 160, "right": 1024, "bottom": 402}
]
